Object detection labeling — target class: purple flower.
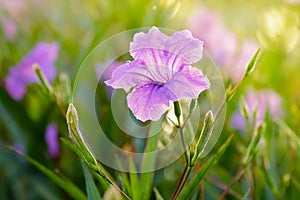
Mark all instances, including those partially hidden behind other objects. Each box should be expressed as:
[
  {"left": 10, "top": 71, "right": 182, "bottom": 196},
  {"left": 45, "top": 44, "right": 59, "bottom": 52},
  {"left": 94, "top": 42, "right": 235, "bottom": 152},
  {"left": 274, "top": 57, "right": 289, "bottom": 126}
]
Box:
[
  {"left": 231, "top": 89, "right": 283, "bottom": 131},
  {"left": 187, "top": 7, "right": 258, "bottom": 83},
  {"left": 105, "top": 27, "right": 210, "bottom": 122},
  {"left": 187, "top": 8, "right": 237, "bottom": 67},
  {"left": 5, "top": 42, "right": 59, "bottom": 100},
  {"left": 96, "top": 62, "right": 124, "bottom": 82},
  {"left": 96, "top": 61, "right": 124, "bottom": 97},
  {"left": 45, "top": 123, "right": 60, "bottom": 158},
  {"left": 1, "top": 17, "right": 17, "bottom": 41}
]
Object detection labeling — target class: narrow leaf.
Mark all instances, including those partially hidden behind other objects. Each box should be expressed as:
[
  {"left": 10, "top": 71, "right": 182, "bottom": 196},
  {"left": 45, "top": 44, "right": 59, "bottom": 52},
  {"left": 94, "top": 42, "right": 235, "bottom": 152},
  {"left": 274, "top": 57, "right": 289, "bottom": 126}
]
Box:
[
  {"left": 10, "top": 148, "right": 87, "bottom": 200},
  {"left": 140, "top": 126, "right": 160, "bottom": 200},
  {"left": 82, "top": 161, "right": 102, "bottom": 200},
  {"left": 118, "top": 173, "right": 132, "bottom": 197},
  {"left": 116, "top": 157, "right": 132, "bottom": 196},
  {"left": 60, "top": 137, "right": 85, "bottom": 160},
  {"left": 129, "top": 157, "right": 140, "bottom": 200},
  {"left": 242, "top": 124, "right": 265, "bottom": 166},
  {"left": 153, "top": 188, "right": 164, "bottom": 200}
]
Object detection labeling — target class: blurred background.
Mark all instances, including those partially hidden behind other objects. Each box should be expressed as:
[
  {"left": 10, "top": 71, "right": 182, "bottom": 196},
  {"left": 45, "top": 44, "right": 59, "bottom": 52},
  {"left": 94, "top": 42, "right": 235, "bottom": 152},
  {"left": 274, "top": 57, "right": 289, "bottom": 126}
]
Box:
[{"left": 1, "top": 0, "right": 300, "bottom": 199}]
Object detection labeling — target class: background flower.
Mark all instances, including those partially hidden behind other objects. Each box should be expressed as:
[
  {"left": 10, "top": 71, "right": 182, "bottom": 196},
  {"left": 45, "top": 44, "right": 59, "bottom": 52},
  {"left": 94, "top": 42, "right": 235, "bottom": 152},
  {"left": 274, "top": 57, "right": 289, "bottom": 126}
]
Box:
[
  {"left": 187, "top": 7, "right": 237, "bottom": 67},
  {"left": 1, "top": 17, "right": 17, "bottom": 41},
  {"left": 231, "top": 89, "right": 283, "bottom": 131},
  {"left": 44, "top": 123, "right": 60, "bottom": 158},
  {"left": 5, "top": 42, "right": 59, "bottom": 100},
  {"left": 187, "top": 7, "right": 258, "bottom": 83}
]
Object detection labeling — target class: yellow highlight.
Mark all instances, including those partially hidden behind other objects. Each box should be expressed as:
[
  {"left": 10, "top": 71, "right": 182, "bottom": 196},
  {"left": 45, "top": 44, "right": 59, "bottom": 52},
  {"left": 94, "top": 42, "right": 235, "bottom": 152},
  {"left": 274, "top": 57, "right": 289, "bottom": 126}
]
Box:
[{"left": 257, "top": 8, "right": 300, "bottom": 51}]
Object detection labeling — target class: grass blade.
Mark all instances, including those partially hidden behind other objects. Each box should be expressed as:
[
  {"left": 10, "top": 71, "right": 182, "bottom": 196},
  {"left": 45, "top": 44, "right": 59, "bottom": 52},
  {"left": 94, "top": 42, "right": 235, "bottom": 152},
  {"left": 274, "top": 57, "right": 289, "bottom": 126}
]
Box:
[
  {"left": 10, "top": 147, "right": 87, "bottom": 200},
  {"left": 129, "top": 157, "right": 140, "bottom": 200},
  {"left": 82, "top": 161, "right": 102, "bottom": 200},
  {"left": 139, "top": 126, "right": 160, "bottom": 200}
]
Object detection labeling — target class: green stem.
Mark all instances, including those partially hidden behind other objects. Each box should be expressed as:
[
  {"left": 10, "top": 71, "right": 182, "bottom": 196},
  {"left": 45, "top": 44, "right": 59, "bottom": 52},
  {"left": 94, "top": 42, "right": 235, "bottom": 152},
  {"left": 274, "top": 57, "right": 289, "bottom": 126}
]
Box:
[
  {"left": 214, "top": 75, "right": 246, "bottom": 121},
  {"left": 171, "top": 166, "right": 192, "bottom": 200},
  {"left": 179, "top": 127, "right": 189, "bottom": 164},
  {"left": 106, "top": 176, "right": 132, "bottom": 200}
]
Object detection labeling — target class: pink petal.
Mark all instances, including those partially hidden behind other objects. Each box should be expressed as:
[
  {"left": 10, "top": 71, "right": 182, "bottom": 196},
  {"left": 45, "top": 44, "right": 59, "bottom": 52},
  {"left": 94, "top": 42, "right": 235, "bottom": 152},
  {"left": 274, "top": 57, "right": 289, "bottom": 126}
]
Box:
[
  {"left": 105, "top": 60, "right": 153, "bottom": 90},
  {"left": 166, "top": 30, "right": 203, "bottom": 66},
  {"left": 165, "top": 65, "right": 210, "bottom": 100},
  {"left": 129, "top": 27, "right": 173, "bottom": 82},
  {"left": 130, "top": 27, "right": 168, "bottom": 59},
  {"left": 127, "top": 84, "right": 176, "bottom": 122}
]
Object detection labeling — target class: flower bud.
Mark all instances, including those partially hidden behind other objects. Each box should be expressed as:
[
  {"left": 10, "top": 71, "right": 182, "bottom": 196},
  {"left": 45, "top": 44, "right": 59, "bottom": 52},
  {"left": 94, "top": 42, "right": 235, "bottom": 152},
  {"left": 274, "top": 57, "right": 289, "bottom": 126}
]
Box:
[{"left": 33, "top": 63, "right": 54, "bottom": 98}]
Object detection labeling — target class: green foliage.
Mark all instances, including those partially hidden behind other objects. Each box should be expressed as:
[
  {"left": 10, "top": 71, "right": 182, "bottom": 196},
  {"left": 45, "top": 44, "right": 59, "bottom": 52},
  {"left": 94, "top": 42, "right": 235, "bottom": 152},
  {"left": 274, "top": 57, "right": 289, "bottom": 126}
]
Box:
[{"left": 1, "top": 0, "right": 300, "bottom": 199}]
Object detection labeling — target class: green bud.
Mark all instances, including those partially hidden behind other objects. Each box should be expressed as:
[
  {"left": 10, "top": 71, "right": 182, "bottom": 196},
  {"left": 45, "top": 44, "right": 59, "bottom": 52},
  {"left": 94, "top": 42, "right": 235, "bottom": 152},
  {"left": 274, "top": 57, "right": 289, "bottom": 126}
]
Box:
[
  {"left": 67, "top": 104, "right": 78, "bottom": 125},
  {"left": 174, "top": 101, "right": 182, "bottom": 127},
  {"left": 33, "top": 63, "right": 54, "bottom": 98},
  {"left": 174, "top": 101, "right": 181, "bottom": 118},
  {"left": 57, "top": 73, "right": 72, "bottom": 105},
  {"left": 191, "top": 111, "right": 214, "bottom": 164},
  {"left": 66, "top": 103, "right": 81, "bottom": 143},
  {"left": 66, "top": 103, "right": 96, "bottom": 164},
  {"left": 189, "top": 99, "right": 197, "bottom": 113},
  {"left": 244, "top": 48, "right": 261, "bottom": 78},
  {"left": 188, "top": 142, "right": 196, "bottom": 167}
]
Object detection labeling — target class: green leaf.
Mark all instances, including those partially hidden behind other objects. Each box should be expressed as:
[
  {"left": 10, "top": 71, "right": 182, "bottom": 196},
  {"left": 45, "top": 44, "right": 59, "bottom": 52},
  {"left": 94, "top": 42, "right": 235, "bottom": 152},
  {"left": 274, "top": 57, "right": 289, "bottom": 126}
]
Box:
[
  {"left": 115, "top": 157, "right": 132, "bottom": 196},
  {"left": 82, "top": 161, "right": 102, "bottom": 200},
  {"left": 118, "top": 172, "right": 132, "bottom": 197},
  {"left": 153, "top": 188, "right": 164, "bottom": 200},
  {"left": 61, "top": 137, "right": 110, "bottom": 191},
  {"left": 129, "top": 157, "right": 140, "bottom": 200},
  {"left": 177, "top": 135, "right": 234, "bottom": 200},
  {"left": 10, "top": 148, "right": 87, "bottom": 200},
  {"left": 60, "top": 138, "right": 85, "bottom": 160},
  {"left": 139, "top": 124, "right": 160, "bottom": 200},
  {"left": 242, "top": 124, "right": 265, "bottom": 166}
]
